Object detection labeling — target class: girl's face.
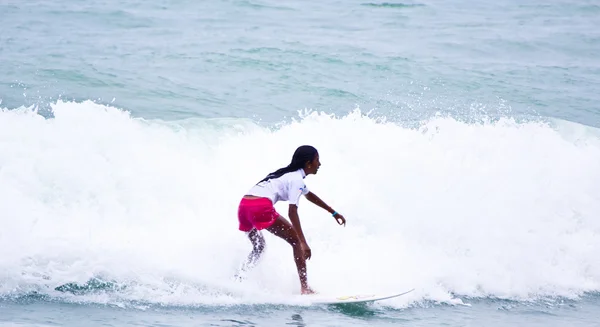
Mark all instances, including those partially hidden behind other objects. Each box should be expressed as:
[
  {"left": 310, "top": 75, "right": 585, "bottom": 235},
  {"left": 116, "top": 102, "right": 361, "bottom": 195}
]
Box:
[{"left": 305, "top": 154, "right": 321, "bottom": 175}]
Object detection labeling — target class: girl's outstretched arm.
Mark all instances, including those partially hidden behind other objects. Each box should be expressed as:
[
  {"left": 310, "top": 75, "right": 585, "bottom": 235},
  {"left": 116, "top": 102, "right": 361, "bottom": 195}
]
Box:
[{"left": 305, "top": 192, "right": 346, "bottom": 226}]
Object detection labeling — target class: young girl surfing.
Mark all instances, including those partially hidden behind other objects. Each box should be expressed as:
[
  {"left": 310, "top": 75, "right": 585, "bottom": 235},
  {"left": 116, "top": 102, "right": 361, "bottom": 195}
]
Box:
[{"left": 236, "top": 145, "right": 346, "bottom": 294}]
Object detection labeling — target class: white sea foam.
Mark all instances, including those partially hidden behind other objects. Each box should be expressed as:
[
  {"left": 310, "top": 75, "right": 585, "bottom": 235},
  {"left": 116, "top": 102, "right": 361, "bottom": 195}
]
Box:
[{"left": 1, "top": 100, "right": 599, "bottom": 307}]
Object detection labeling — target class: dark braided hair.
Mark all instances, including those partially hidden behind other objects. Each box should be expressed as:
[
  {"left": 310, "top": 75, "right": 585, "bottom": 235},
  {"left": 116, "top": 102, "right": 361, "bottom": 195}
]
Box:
[{"left": 258, "top": 145, "right": 318, "bottom": 184}]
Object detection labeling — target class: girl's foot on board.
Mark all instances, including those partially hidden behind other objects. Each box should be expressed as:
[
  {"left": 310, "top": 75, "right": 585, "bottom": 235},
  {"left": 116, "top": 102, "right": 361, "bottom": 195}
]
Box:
[{"left": 301, "top": 287, "right": 316, "bottom": 295}]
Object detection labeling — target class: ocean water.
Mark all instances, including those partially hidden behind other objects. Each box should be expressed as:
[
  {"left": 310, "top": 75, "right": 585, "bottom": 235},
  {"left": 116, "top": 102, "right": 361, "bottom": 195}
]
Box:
[{"left": 1, "top": 0, "right": 600, "bottom": 326}]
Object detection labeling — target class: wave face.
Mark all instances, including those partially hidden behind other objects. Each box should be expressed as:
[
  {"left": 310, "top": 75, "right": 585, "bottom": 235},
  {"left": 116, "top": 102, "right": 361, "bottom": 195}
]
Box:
[{"left": 1, "top": 101, "right": 600, "bottom": 307}]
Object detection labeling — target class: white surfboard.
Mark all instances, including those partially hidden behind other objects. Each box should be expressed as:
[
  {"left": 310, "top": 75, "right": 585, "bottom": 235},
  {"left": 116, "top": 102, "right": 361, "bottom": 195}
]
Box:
[{"left": 308, "top": 288, "right": 414, "bottom": 305}]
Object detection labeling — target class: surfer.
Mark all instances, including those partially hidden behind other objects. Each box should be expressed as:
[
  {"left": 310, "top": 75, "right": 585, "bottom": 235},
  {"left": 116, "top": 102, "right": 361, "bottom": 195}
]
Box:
[{"left": 236, "top": 145, "right": 346, "bottom": 295}]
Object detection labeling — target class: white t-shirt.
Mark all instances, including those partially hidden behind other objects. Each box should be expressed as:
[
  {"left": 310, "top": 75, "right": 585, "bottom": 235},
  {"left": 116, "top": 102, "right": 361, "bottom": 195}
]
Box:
[{"left": 247, "top": 168, "right": 310, "bottom": 206}]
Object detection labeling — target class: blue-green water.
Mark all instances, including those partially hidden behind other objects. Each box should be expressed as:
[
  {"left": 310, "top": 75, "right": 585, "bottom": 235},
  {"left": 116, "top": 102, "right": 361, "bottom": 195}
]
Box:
[
  {"left": 3, "top": 0, "right": 599, "bottom": 125},
  {"left": 2, "top": 296, "right": 600, "bottom": 326},
  {"left": 2, "top": 0, "right": 600, "bottom": 326}
]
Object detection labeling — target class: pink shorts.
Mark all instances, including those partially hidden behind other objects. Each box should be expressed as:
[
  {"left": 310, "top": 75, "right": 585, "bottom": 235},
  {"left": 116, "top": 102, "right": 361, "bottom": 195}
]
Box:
[{"left": 237, "top": 197, "right": 280, "bottom": 232}]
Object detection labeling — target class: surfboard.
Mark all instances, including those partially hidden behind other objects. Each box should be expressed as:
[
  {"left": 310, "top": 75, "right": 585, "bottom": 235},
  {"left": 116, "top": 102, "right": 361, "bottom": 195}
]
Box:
[{"left": 308, "top": 288, "right": 414, "bottom": 305}]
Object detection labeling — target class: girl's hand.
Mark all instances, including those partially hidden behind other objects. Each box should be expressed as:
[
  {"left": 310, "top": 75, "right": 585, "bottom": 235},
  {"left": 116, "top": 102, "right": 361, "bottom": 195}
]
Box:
[
  {"left": 301, "top": 242, "right": 312, "bottom": 260},
  {"left": 333, "top": 213, "right": 346, "bottom": 226}
]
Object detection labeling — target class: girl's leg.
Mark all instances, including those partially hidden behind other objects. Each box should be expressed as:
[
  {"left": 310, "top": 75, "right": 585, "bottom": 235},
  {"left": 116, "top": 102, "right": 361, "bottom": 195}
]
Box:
[
  {"left": 239, "top": 228, "right": 265, "bottom": 275},
  {"left": 266, "top": 216, "right": 314, "bottom": 294}
]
